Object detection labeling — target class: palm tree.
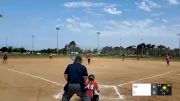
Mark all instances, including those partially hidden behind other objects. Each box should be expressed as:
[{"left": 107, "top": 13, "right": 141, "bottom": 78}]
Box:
[
  {"left": 157, "top": 45, "right": 166, "bottom": 56},
  {"left": 137, "top": 43, "right": 145, "bottom": 55},
  {"left": 150, "top": 44, "right": 155, "bottom": 55},
  {"left": 145, "top": 44, "right": 151, "bottom": 55}
]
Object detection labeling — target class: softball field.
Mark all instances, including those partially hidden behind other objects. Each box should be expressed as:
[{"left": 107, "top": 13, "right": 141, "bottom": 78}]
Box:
[{"left": 0, "top": 57, "right": 180, "bottom": 101}]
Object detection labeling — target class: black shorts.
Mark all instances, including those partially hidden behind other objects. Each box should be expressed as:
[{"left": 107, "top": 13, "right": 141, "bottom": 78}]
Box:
[{"left": 3, "top": 57, "right": 8, "bottom": 60}]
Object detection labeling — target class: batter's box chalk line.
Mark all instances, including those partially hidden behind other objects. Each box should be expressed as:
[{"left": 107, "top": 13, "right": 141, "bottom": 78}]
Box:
[
  {"left": 3, "top": 66, "right": 179, "bottom": 100},
  {"left": 1, "top": 67, "right": 124, "bottom": 100},
  {"left": 53, "top": 84, "right": 124, "bottom": 100}
]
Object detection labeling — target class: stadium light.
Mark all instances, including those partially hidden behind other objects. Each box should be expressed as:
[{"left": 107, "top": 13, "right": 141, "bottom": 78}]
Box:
[
  {"left": 97, "top": 32, "right": 100, "bottom": 54},
  {"left": 141, "top": 38, "right": 144, "bottom": 55},
  {"left": 32, "top": 35, "right": 35, "bottom": 54},
  {"left": 56, "top": 27, "right": 60, "bottom": 54},
  {"left": 119, "top": 38, "right": 122, "bottom": 55},
  {"left": 177, "top": 34, "right": 180, "bottom": 57}
]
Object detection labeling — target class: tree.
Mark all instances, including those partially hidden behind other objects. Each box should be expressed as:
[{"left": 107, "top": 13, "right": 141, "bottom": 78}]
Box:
[
  {"left": 46, "top": 48, "right": 56, "bottom": 53},
  {"left": 137, "top": 43, "right": 146, "bottom": 55},
  {"left": 19, "top": 47, "right": 26, "bottom": 53},
  {"left": 69, "top": 41, "right": 76, "bottom": 47},
  {"left": 150, "top": 44, "right": 155, "bottom": 55},
  {"left": 7, "top": 46, "right": 13, "bottom": 53},
  {"left": 1, "top": 47, "right": 8, "bottom": 52},
  {"left": 145, "top": 44, "right": 151, "bottom": 55},
  {"left": 61, "top": 44, "right": 68, "bottom": 55},
  {"left": 92, "top": 49, "right": 98, "bottom": 54},
  {"left": 157, "top": 45, "right": 166, "bottom": 56},
  {"left": 126, "top": 45, "right": 136, "bottom": 55},
  {"left": 101, "top": 46, "right": 114, "bottom": 55},
  {"left": 65, "top": 41, "right": 83, "bottom": 54}
]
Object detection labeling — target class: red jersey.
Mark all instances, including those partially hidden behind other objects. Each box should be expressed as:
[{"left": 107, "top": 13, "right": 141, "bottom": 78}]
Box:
[
  {"left": 166, "top": 56, "right": 170, "bottom": 61},
  {"left": 86, "top": 53, "right": 92, "bottom": 59},
  {"left": 85, "top": 81, "right": 99, "bottom": 98}
]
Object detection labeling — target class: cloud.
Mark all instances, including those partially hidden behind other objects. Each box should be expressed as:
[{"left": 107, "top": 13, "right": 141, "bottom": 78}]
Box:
[
  {"left": 161, "top": 19, "right": 168, "bottom": 23},
  {"left": 151, "top": 12, "right": 164, "bottom": 16},
  {"left": 64, "top": 2, "right": 122, "bottom": 16},
  {"left": 64, "top": 1, "right": 105, "bottom": 8},
  {"left": 100, "top": 19, "right": 180, "bottom": 48},
  {"left": 85, "top": 10, "right": 103, "bottom": 17},
  {"left": 168, "top": 0, "right": 179, "bottom": 5},
  {"left": 103, "top": 6, "right": 122, "bottom": 15},
  {"left": 105, "top": 19, "right": 154, "bottom": 30},
  {"left": 136, "top": 0, "right": 160, "bottom": 12},
  {"left": 66, "top": 17, "right": 93, "bottom": 31},
  {"left": 79, "top": 22, "right": 94, "bottom": 28},
  {"left": 102, "top": 19, "right": 180, "bottom": 46}
]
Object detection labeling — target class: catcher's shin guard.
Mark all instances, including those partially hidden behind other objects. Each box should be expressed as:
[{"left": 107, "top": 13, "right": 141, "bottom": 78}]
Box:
[
  {"left": 93, "top": 89, "right": 99, "bottom": 101},
  {"left": 92, "top": 95, "right": 99, "bottom": 101}
]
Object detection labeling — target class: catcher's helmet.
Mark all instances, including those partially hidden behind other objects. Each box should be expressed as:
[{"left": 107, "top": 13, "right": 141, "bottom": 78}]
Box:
[{"left": 88, "top": 74, "right": 95, "bottom": 81}]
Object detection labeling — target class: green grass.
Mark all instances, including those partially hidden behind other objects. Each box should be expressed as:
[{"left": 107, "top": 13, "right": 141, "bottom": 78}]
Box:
[
  {"left": 0, "top": 53, "right": 67, "bottom": 59},
  {"left": 92, "top": 55, "right": 180, "bottom": 62},
  {"left": 1, "top": 53, "right": 180, "bottom": 61}
]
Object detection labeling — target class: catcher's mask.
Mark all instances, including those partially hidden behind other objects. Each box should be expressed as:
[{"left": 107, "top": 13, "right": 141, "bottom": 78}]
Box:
[{"left": 88, "top": 74, "right": 95, "bottom": 81}]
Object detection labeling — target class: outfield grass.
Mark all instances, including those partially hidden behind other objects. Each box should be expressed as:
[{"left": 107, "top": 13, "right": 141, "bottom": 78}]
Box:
[
  {"left": 1, "top": 53, "right": 180, "bottom": 61},
  {"left": 92, "top": 55, "right": 180, "bottom": 61}
]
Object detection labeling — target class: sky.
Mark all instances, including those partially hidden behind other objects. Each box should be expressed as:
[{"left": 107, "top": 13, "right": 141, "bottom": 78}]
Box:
[{"left": 0, "top": 0, "right": 180, "bottom": 50}]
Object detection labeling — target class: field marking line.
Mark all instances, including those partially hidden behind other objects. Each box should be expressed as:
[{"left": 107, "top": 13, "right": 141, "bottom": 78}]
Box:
[
  {"left": 0, "top": 67, "right": 124, "bottom": 100},
  {"left": 99, "top": 85, "right": 114, "bottom": 88},
  {"left": 117, "top": 69, "right": 180, "bottom": 87},
  {"left": 53, "top": 89, "right": 64, "bottom": 99},
  {"left": 113, "top": 86, "right": 124, "bottom": 99},
  {"left": 0, "top": 67, "right": 64, "bottom": 86},
  {"left": 67, "top": 54, "right": 125, "bottom": 100},
  {"left": 100, "top": 97, "right": 122, "bottom": 100}
]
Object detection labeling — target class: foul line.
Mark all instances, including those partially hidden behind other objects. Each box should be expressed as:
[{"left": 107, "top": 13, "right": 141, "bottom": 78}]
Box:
[
  {"left": 117, "top": 69, "right": 180, "bottom": 87},
  {"left": 0, "top": 67, "right": 124, "bottom": 100},
  {"left": 1, "top": 67, "right": 64, "bottom": 86}
]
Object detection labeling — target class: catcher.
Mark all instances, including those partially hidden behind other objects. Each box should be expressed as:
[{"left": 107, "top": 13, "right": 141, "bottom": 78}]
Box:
[{"left": 85, "top": 74, "right": 100, "bottom": 101}]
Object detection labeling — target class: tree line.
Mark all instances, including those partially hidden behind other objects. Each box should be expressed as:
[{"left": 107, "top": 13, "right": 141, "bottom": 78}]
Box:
[
  {"left": 0, "top": 46, "right": 27, "bottom": 53},
  {"left": 101, "top": 43, "right": 179, "bottom": 56},
  {"left": 0, "top": 41, "right": 179, "bottom": 57}
]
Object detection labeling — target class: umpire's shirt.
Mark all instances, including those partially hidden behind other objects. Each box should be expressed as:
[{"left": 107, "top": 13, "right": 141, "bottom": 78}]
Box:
[{"left": 64, "top": 62, "right": 88, "bottom": 85}]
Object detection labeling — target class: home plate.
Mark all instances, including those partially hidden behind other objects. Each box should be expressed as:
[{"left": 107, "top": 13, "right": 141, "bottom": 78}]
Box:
[
  {"left": 53, "top": 90, "right": 63, "bottom": 99},
  {"left": 53, "top": 91, "right": 80, "bottom": 100}
]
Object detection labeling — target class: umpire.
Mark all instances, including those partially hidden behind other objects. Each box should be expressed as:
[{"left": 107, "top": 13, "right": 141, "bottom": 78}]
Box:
[{"left": 62, "top": 56, "right": 90, "bottom": 101}]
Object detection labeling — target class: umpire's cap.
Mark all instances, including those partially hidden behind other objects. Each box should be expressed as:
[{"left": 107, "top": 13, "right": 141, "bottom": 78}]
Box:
[
  {"left": 88, "top": 74, "right": 95, "bottom": 81},
  {"left": 74, "top": 55, "right": 82, "bottom": 62}
]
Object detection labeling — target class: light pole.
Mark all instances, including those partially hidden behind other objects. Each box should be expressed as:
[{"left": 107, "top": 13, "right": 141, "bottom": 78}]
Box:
[
  {"left": 56, "top": 27, "right": 60, "bottom": 54},
  {"left": 32, "top": 35, "right": 35, "bottom": 54},
  {"left": 141, "top": 38, "right": 144, "bottom": 56},
  {"left": 5, "top": 38, "right": 8, "bottom": 47},
  {"left": 120, "top": 38, "right": 122, "bottom": 55},
  {"left": 97, "top": 32, "right": 100, "bottom": 54},
  {"left": 177, "top": 34, "right": 180, "bottom": 57}
]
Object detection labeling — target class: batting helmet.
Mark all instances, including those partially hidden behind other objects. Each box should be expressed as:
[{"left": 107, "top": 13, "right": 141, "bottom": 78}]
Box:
[{"left": 88, "top": 74, "right": 95, "bottom": 81}]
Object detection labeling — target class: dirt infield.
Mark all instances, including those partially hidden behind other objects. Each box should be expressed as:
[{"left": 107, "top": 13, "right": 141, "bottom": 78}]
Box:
[{"left": 0, "top": 57, "right": 180, "bottom": 101}]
